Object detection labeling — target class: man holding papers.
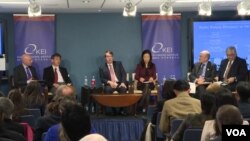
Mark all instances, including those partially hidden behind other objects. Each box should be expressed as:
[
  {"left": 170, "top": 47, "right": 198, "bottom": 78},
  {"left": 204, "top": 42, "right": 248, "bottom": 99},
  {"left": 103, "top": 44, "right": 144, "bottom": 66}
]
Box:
[{"left": 189, "top": 50, "right": 217, "bottom": 98}]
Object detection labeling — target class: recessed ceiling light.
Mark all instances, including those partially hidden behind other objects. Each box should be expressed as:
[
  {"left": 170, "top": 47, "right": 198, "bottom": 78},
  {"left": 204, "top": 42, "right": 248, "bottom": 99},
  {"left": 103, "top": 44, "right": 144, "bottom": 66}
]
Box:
[{"left": 82, "top": 0, "right": 90, "bottom": 4}]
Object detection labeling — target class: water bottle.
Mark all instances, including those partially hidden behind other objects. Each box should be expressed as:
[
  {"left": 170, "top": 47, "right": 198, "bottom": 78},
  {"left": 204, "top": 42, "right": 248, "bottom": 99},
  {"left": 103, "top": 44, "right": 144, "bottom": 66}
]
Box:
[
  {"left": 84, "top": 76, "right": 88, "bottom": 86},
  {"left": 162, "top": 75, "right": 166, "bottom": 85},
  {"left": 91, "top": 76, "right": 96, "bottom": 88}
]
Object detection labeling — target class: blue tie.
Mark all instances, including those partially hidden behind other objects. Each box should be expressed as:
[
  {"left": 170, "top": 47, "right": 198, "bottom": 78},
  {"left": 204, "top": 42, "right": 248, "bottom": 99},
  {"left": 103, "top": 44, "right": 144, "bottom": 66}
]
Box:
[{"left": 26, "top": 67, "right": 32, "bottom": 80}]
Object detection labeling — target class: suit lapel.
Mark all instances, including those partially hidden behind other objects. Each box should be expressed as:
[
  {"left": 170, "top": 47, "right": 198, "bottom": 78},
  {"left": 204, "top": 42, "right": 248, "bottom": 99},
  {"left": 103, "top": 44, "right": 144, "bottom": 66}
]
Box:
[{"left": 105, "top": 63, "right": 111, "bottom": 80}]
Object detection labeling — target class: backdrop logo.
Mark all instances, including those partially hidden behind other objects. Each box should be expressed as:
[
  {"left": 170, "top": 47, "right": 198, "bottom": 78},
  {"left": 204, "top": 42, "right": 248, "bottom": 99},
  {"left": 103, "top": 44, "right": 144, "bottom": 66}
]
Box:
[
  {"left": 25, "top": 44, "right": 47, "bottom": 55},
  {"left": 151, "top": 42, "right": 173, "bottom": 54}
]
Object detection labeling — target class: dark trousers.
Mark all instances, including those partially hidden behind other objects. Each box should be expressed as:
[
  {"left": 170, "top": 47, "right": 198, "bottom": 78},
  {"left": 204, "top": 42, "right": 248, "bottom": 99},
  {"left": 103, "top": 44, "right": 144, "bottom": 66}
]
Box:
[{"left": 137, "top": 83, "right": 155, "bottom": 109}]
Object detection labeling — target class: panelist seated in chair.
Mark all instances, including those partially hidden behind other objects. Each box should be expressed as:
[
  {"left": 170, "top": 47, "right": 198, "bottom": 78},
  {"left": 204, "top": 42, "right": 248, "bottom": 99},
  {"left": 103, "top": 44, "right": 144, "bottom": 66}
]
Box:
[
  {"left": 99, "top": 50, "right": 127, "bottom": 94},
  {"left": 134, "top": 50, "right": 156, "bottom": 108},
  {"left": 215, "top": 46, "right": 248, "bottom": 91},
  {"left": 13, "top": 54, "right": 38, "bottom": 92},
  {"left": 189, "top": 50, "right": 216, "bottom": 99},
  {"left": 43, "top": 53, "right": 72, "bottom": 93}
]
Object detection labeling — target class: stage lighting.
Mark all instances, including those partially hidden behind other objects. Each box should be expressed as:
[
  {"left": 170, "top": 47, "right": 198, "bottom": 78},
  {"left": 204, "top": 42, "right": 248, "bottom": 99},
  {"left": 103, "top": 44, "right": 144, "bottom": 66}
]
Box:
[
  {"left": 123, "top": 2, "right": 137, "bottom": 17},
  {"left": 28, "top": 0, "right": 42, "bottom": 17},
  {"left": 198, "top": 2, "right": 212, "bottom": 16},
  {"left": 160, "top": 2, "right": 173, "bottom": 15}
]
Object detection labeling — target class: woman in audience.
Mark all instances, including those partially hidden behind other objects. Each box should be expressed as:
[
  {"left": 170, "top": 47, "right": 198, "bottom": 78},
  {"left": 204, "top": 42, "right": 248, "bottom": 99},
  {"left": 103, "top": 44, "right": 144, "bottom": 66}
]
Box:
[
  {"left": 214, "top": 105, "right": 244, "bottom": 141},
  {"left": 8, "top": 89, "right": 27, "bottom": 121},
  {"left": 200, "top": 87, "right": 248, "bottom": 141},
  {"left": 34, "top": 96, "right": 76, "bottom": 141},
  {"left": 171, "top": 91, "right": 216, "bottom": 141},
  {"left": 135, "top": 50, "right": 157, "bottom": 110},
  {"left": 23, "top": 81, "right": 46, "bottom": 115},
  {"left": 0, "top": 97, "right": 26, "bottom": 141},
  {"left": 236, "top": 81, "right": 250, "bottom": 118},
  {"left": 45, "top": 100, "right": 92, "bottom": 141}
]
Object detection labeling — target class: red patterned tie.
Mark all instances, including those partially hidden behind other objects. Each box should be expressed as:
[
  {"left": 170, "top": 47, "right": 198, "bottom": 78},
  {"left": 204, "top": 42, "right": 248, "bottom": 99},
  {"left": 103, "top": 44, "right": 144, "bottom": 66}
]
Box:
[{"left": 54, "top": 68, "right": 58, "bottom": 83}]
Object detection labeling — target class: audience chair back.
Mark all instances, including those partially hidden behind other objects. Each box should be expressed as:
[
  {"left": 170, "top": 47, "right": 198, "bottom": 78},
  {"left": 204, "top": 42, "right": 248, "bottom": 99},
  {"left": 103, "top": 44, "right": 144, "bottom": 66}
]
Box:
[
  {"left": 155, "top": 112, "right": 165, "bottom": 140},
  {"left": 25, "top": 108, "right": 41, "bottom": 121},
  {"left": 19, "top": 115, "right": 35, "bottom": 128},
  {"left": 183, "top": 128, "right": 202, "bottom": 141},
  {"left": 41, "top": 132, "right": 47, "bottom": 141}
]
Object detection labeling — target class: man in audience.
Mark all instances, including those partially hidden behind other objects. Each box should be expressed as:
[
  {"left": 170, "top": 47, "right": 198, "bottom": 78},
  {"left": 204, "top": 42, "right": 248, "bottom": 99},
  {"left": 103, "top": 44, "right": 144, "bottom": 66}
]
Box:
[
  {"left": 99, "top": 50, "right": 127, "bottom": 94},
  {"left": 80, "top": 134, "right": 107, "bottom": 141},
  {"left": 216, "top": 46, "right": 248, "bottom": 91},
  {"left": 236, "top": 81, "right": 250, "bottom": 118},
  {"left": 13, "top": 54, "right": 38, "bottom": 92},
  {"left": 189, "top": 50, "right": 217, "bottom": 99},
  {"left": 159, "top": 80, "right": 201, "bottom": 134},
  {"left": 43, "top": 53, "right": 72, "bottom": 93},
  {"left": 55, "top": 85, "right": 75, "bottom": 97}
]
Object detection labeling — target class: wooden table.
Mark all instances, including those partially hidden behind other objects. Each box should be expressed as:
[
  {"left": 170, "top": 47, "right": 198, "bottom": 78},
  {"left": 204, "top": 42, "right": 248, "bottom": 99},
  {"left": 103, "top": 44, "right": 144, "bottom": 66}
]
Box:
[{"left": 91, "top": 93, "right": 142, "bottom": 115}]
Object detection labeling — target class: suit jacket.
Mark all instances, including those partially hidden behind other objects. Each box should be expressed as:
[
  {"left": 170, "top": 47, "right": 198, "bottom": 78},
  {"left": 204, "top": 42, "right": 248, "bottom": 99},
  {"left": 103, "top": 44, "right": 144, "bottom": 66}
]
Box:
[
  {"left": 99, "top": 61, "right": 127, "bottom": 85},
  {"left": 189, "top": 61, "right": 217, "bottom": 82},
  {"left": 43, "top": 66, "right": 72, "bottom": 90},
  {"left": 13, "top": 64, "right": 38, "bottom": 89},
  {"left": 218, "top": 57, "right": 248, "bottom": 81},
  {"left": 159, "top": 92, "right": 201, "bottom": 133}
]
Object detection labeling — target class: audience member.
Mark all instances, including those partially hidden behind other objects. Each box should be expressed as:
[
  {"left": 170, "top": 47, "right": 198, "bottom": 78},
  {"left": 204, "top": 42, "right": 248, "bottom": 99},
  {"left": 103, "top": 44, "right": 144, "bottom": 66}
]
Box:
[
  {"left": 80, "top": 134, "right": 107, "bottom": 141},
  {"left": 236, "top": 81, "right": 250, "bottom": 118},
  {"left": 172, "top": 92, "right": 216, "bottom": 141},
  {"left": 200, "top": 87, "right": 246, "bottom": 141},
  {"left": 8, "top": 89, "right": 27, "bottom": 121},
  {"left": 189, "top": 50, "right": 217, "bottom": 99},
  {"left": 43, "top": 53, "right": 72, "bottom": 93},
  {"left": 45, "top": 100, "right": 92, "bottom": 141},
  {"left": 55, "top": 85, "right": 76, "bottom": 97},
  {"left": 206, "top": 83, "right": 221, "bottom": 93},
  {"left": 13, "top": 54, "right": 38, "bottom": 92},
  {"left": 135, "top": 50, "right": 157, "bottom": 109},
  {"left": 23, "top": 81, "right": 46, "bottom": 115},
  {"left": 216, "top": 46, "right": 248, "bottom": 91},
  {"left": 159, "top": 80, "right": 201, "bottom": 133},
  {"left": 34, "top": 96, "right": 76, "bottom": 141},
  {"left": 0, "top": 97, "right": 26, "bottom": 141},
  {"left": 214, "top": 105, "right": 244, "bottom": 141}
]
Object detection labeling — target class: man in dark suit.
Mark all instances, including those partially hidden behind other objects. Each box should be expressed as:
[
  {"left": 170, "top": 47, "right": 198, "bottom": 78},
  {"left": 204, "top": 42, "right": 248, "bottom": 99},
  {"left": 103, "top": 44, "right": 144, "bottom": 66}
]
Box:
[
  {"left": 189, "top": 50, "right": 217, "bottom": 98},
  {"left": 43, "top": 53, "right": 72, "bottom": 92},
  {"left": 13, "top": 54, "right": 38, "bottom": 92},
  {"left": 216, "top": 46, "right": 248, "bottom": 91},
  {"left": 99, "top": 50, "right": 127, "bottom": 94}
]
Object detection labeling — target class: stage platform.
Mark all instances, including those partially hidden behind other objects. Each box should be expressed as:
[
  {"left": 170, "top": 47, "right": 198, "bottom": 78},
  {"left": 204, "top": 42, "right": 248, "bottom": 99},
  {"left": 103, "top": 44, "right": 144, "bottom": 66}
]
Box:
[{"left": 91, "top": 115, "right": 148, "bottom": 141}]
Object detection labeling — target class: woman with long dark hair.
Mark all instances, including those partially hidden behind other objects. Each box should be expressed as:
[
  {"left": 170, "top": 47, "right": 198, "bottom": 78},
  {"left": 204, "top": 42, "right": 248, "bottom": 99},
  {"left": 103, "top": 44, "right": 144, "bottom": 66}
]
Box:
[{"left": 135, "top": 50, "right": 157, "bottom": 110}]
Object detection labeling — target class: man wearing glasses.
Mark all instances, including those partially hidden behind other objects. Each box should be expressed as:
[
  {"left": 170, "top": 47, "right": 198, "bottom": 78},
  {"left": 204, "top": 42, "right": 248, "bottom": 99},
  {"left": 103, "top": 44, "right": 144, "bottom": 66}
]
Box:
[{"left": 216, "top": 46, "right": 248, "bottom": 91}]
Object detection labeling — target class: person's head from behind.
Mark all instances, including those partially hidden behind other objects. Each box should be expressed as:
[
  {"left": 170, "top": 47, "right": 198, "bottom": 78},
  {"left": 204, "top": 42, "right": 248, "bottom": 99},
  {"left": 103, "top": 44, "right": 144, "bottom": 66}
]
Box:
[
  {"left": 104, "top": 50, "right": 113, "bottom": 64},
  {"left": 51, "top": 53, "right": 62, "bottom": 67},
  {"left": 46, "top": 95, "right": 75, "bottom": 116},
  {"left": 236, "top": 81, "right": 250, "bottom": 102},
  {"left": 213, "top": 87, "right": 238, "bottom": 118},
  {"left": 60, "top": 102, "right": 91, "bottom": 141},
  {"left": 140, "top": 50, "right": 152, "bottom": 67},
  {"left": 55, "top": 85, "right": 75, "bottom": 97},
  {"left": 199, "top": 50, "right": 210, "bottom": 63},
  {"left": 216, "top": 105, "right": 243, "bottom": 134},
  {"left": 21, "top": 54, "right": 33, "bottom": 66},
  {"left": 0, "top": 97, "right": 14, "bottom": 119},
  {"left": 24, "top": 81, "right": 42, "bottom": 96},
  {"left": 8, "top": 89, "right": 24, "bottom": 107},
  {"left": 206, "top": 83, "right": 221, "bottom": 93},
  {"left": 173, "top": 80, "right": 190, "bottom": 95},
  {"left": 80, "top": 134, "right": 107, "bottom": 141},
  {"left": 200, "top": 92, "right": 216, "bottom": 115},
  {"left": 226, "top": 46, "right": 237, "bottom": 61}
]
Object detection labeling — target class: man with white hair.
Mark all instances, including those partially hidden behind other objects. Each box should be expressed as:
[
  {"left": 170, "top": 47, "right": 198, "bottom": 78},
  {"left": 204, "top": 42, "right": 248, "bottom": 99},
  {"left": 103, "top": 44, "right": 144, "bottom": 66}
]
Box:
[
  {"left": 80, "top": 134, "right": 107, "bottom": 141},
  {"left": 13, "top": 53, "right": 38, "bottom": 92},
  {"left": 189, "top": 50, "right": 217, "bottom": 98}
]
